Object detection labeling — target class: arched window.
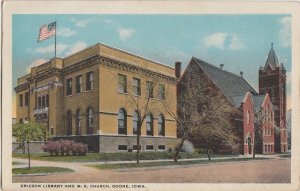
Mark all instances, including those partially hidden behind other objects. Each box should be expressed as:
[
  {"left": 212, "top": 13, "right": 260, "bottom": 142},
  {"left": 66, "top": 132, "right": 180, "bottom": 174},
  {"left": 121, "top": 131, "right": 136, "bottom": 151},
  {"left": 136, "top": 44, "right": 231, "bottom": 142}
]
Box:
[
  {"left": 86, "top": 108, "right": 94, "bottom": 134},
  {"left": 66, "top": 111, "right": 72, "bottom": 135},
  {"left": 76, "top": 109, "right": 81, "bottom": 135},
  {"left": 118, "top": 108, "right": 127, "bottom": 134},
  {"left": 246, "top": 110, "right": 250, "bottom": 124},
  {"left": 146, "top": 113, "right": 153, "bottom": 136},
  {"left": 158, "top": 114, "right": 165, "bottom": 136},
  {"left": 133, "top": 111, "right": 140, "bottom": 135}
]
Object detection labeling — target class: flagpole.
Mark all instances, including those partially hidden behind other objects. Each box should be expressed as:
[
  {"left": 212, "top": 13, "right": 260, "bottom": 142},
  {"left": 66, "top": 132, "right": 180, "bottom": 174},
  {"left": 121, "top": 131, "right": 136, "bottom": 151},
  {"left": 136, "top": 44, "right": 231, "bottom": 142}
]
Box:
[{"left": 54, "top": 21, "right": 57, "bottom": 58}]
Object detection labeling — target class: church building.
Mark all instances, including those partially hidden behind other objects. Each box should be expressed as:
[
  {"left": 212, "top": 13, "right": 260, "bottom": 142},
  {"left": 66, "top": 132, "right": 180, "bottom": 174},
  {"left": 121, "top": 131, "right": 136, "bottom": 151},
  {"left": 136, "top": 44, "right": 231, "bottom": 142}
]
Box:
[{"left": 177, "top": 44, "right": 286, "bottom": 155}]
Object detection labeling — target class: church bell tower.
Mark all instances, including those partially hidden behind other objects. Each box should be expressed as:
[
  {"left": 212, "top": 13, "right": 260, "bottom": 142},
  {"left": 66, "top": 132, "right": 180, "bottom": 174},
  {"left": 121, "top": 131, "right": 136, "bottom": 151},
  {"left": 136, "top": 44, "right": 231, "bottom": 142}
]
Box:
[{"left": 258, "top": 43, "right": 287, "bottom": 153}]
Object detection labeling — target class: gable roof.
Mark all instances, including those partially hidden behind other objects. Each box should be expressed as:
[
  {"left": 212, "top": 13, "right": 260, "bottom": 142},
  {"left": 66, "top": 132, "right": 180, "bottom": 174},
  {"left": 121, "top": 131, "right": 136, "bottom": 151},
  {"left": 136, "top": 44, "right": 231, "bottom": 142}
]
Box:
[
  {"left": 252, "top": 95, "right": 265, "bottom": 112},
  {"left": 231, "top": 94, "right": 247, "bottom": 108},
  {"left": 192, "top": 57, "right": 258, "bottom": 106}
]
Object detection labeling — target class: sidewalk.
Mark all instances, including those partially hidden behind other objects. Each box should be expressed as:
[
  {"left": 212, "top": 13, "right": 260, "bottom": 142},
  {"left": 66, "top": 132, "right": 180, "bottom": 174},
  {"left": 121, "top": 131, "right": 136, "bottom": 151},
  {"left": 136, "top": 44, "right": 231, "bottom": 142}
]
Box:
[{"left": 13, "top": 153, "right": 287, "bottom": 169}]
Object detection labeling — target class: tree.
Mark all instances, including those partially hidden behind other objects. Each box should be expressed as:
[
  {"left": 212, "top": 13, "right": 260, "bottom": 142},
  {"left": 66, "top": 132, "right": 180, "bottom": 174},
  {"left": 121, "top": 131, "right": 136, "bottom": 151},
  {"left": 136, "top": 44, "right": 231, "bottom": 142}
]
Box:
[
  {"left": 162, "top": 62, "right": 239, "bottom": 161},
  {"left": 253, "top": 111, "right": 263, "bottom": 159},
  {"left": 253, "top": 109, "right": 279, "bottom": 158},
  {"left": 12, "top": 122, "right": 46, "bottom": 168},
  {"left": 116, "top": 68, "right": 166, "bottom": 164}
]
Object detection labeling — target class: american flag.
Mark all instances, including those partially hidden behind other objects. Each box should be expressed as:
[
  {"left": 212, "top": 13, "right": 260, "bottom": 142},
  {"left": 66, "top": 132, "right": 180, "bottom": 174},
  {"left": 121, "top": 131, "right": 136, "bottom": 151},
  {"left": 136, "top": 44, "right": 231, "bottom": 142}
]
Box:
[{"left": 37, "top": 22, "right": 56, "bottom": 42}]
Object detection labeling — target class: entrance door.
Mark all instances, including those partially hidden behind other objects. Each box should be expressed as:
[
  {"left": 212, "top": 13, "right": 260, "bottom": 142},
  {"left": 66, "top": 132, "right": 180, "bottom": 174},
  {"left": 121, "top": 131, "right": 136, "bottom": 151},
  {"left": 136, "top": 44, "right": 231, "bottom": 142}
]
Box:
[{"left": 248, "top": 137, "right": 252, "bottom": 155}]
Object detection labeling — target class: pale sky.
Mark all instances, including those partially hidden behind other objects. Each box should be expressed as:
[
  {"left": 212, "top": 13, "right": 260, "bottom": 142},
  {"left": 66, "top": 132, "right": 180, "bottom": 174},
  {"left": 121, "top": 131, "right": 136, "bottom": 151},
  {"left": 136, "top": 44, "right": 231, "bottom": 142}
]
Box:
[{"left": 12, "top": 14, "right": 292, "bottom": 117}]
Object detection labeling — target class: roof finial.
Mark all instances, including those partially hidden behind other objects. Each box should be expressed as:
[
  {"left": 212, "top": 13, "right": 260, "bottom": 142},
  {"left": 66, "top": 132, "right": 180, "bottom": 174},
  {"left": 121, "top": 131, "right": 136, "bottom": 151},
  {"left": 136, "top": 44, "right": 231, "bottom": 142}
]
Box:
[
  {"left": 271, "top": 42, "right": 273, "bottom": 49},
  {"left": 240, "top": 70, "right": 243, "bottom": 77}
]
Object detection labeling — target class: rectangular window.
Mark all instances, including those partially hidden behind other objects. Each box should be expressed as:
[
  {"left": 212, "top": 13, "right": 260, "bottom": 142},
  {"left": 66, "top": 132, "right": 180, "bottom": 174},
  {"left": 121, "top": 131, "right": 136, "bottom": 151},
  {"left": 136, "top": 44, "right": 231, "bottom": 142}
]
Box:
[
  {"left": 118, "top": 145, "right": 128, "bottom": 151},
  {"left": 66, "top": 78, "right": 72, "bottom": 96},
  {"left": 76, "top": 75, "right": 82, "bottom": 93},
  {"left": 46, "top": 95, "right": 49, "bottom": 107},
  {"left": 146, "top": 81, "right": 154, "bottom": 98},
  {"left": 19, "top": 94, "right": 23, "bottom": 107},
  {"left": 24, "top": 92, "right": 29, "bottom": 107},
  {"left": 86, "top": 72, "right": 93, "bottom": 91},
  {"left": 132, "top": 78, "right": 141, "bottom": 96},
  {"left": 38, "top": 96, "right": 42, "bottom": 108},
  {"left": 158, "top": 84, "right": 165, "bottom": 100},
  {"left": 146, "top": 145, "right": 154, "bottom": 151},
  {"left": 158, "top": 145, "right": 165, "bottom": 150},
  {"left": 133, "top": 145, "right": 142, "bottom": 150},
  {"left": 118, "top": 74, "right": 127, "bottom": 93}
]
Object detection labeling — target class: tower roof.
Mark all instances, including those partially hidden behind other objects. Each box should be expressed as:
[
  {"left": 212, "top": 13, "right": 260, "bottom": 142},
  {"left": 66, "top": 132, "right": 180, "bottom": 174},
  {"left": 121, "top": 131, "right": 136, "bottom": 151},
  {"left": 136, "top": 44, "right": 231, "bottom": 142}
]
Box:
[{"left": 264, "top": 43, "right": 280, "bottom": 70}]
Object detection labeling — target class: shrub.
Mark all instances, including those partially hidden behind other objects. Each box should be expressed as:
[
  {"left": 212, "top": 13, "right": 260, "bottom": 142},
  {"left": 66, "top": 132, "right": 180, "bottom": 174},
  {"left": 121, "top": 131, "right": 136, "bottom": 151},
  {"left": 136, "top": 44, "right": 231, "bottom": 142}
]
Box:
[
  {"left": 59, "top": 140, "right": 76, "bottom": 156},
  {"left": 43, "top": 140, "right": 87, "bottom": 156},
  {"left": 182, "top": 141, "right": 194, "bottom": 154},
  {"left": 77, "top": 143, "right": 88, "bottom": 156},
  {"left": 70, "top": 141, "right": 78, "bottom": 155},
  {"left": 194, "top": 148, "right": 207, "bottom": 155},
  {"left": 42, "top": 141, "right": 60, "bottom": 156}
]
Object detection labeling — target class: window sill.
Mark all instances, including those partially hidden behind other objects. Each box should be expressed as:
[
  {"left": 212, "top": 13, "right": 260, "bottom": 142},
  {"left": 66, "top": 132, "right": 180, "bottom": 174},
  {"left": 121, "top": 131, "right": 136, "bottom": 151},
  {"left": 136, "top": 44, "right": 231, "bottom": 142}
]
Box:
[
  {"left": 145, "top": 97, "right": 155, "bottom": 100},
  {"left": 132, "top": 94, "right": 141, "bottom": 97},
  {"left": 85, "top": 89, "right": 93, "bottom": 93},
  {"left": 76, "top": 92, "right": 82, "bottom": 95},
  {"left": 117, "top": 91, "right": 128, "bottom": 95},
  {"left": 65, "top": 95, "right": 73, "bottom": 98}
]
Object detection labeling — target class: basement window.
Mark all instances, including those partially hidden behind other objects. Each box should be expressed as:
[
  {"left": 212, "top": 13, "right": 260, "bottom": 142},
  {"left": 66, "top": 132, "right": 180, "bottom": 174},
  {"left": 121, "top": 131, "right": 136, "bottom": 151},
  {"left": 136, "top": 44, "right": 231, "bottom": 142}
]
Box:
[
  {"left": 118, "top": 145, "right": 127, "bottom": 151},
  {"left": 146, "top": 145, "right": 154, "bottom": 151}
]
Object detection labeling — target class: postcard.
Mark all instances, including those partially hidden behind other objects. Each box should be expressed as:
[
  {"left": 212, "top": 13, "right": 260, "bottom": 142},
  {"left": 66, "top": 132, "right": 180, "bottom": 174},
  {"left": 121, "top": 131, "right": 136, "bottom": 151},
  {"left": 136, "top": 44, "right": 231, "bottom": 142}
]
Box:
[{"left": 2, "top": 1, "right": 300, "bottom": 191}]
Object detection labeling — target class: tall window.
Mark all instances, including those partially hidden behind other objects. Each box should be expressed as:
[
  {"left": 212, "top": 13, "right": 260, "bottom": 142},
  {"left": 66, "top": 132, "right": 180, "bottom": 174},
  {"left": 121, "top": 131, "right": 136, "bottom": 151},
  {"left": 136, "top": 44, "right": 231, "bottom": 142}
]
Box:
[
  {"left": 66, "top": 78, "right": 72, "bottom": 96},
  {"left": 66, "top": 111, "right": 72, "bottom": 135},
  {"left": 246, "top": 110, "right": 250, "bottom": 124},
  {"left": 146, "top": 81, "right": 154, "bottom": 98},
  {"left": 42, "top": 96, "right": 46, "bottom": 108},
  {"left": 118, "top": 74, "right": 127, "bottom": 93},
  {"left": 76, "top": 109, "right": 81, "bottom": 135},
  {"left": 133, "top": 111, "right": 140, "bottom": 135},
  {"left": 86, "top": 72, "right": 93, "bottom": 91},
  {"left": 158, "top": 84, "right": 165, "bottom": 100},
  {"left": 146, "top": 113, "right": 153, "bottom": 136},
  {"left": 46, "top": 95, "right": 49, "bottom": 107},
  {"left": 76, "top": 75, "right": 82, "bottom": 93},
  {"left": 132, "top": 78, "right": 141, "bottom": 96},
  {"left": 19, "top": 94, "right": 23, "bottom": 107},
  {"left": 86, "top": 107, "right": 94, "bottom": 134},
  {"left": 38, "top": 96, "right": 42, "bottom": 108},
  {"left": 24, "top": 92, "right": 29, "bottom": 107},
  {"left": 158, "top": 114, "right": 165, "bottom": 136},
  {"left": 118, "top": 109, "right": 127, "bottom": 134}
]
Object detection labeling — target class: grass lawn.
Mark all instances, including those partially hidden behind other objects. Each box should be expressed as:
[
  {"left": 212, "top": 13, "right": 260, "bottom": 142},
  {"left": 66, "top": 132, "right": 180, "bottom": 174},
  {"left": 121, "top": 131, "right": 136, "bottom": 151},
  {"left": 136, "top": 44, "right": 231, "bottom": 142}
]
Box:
[
  {"left": 12, "top": 161, "right": 25, "bottom": 165},
  {"left": 12, "top": 167, "right": 74, "bottom": 175},
  {"left": 13, "top": 152, "right": 232, "bottom": 162},
  {"left": 88, "top": 157, "right": 268, "bottom": 170},
  {"left": 278, "top": 153, "right": 291, "bottom": 158}
]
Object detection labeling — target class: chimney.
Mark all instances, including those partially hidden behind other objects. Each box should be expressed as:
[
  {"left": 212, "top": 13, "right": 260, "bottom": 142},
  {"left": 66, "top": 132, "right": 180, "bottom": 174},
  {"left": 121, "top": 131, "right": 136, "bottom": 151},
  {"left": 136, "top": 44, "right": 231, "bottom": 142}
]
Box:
[
  {"left": 175, "top": 61, "right": 181, "bottom": 78},
  {"left": 220, "top": 64, "right": 224, "bottom": 70}
]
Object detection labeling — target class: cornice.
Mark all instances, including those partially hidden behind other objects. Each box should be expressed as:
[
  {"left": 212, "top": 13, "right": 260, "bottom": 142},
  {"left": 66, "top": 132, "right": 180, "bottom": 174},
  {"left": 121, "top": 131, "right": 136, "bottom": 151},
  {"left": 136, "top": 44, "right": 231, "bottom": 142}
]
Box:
[
  {"left": 14, "top": 83, "right": 30, "bottom": 93},
  {"left": 27, "top": 68, "right": 62, "bottom": 83},
  {"left": 15, "top": 54, "right": 177, "bottom": 91},
  {"left": 63, "top": 55, "right": 177, "bottom": 84}
]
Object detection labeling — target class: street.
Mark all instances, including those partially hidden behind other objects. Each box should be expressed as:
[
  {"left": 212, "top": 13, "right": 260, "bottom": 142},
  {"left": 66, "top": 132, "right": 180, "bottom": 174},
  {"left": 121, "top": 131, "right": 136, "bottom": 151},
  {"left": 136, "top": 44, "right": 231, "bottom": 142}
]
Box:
[{"left": 13, "top": 157, "right": 290, "bottom": 183}]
